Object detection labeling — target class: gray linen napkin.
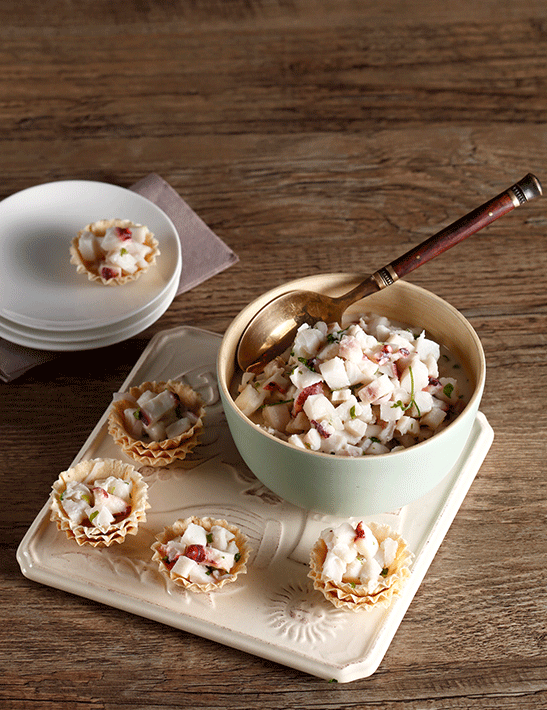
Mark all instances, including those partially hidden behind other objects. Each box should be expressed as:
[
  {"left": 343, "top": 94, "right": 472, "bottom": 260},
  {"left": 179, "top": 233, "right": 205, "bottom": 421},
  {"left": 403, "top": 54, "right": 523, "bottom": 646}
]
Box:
[{"left": 0, "top": 174, "right": 238, "bottom": 382}]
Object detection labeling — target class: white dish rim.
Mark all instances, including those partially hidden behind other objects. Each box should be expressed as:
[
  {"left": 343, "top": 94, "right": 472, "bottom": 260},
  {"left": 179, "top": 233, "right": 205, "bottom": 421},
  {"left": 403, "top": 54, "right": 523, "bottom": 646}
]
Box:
[
  {"left": 0, "top": 276, "right": 178, "bottom": 351},
  {"left": 0, "top": 180, "right": 181, "bottom": 331}
]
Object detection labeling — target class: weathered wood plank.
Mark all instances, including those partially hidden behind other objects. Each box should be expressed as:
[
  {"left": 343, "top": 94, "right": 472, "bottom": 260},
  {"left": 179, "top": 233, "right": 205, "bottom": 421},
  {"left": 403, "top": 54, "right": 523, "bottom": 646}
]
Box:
[{"left": 2, "top": 1, "right": 547, "bottom": 707}]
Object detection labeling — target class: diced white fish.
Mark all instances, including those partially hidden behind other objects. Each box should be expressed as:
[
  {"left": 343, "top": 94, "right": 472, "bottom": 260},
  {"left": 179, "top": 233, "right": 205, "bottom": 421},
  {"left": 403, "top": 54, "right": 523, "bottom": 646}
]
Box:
[
  {"left": 143, "top": 420, "right": 167, "bottom": 442},
  {"left": 381, "top": 537, "right": 398, "bottom": 568},
  {"left": 78, "top": 231, "right": 102, "bottom": 262},
  {"left": 108, "top": 249, "right": 138, "bottom": 274},
  {"left": 180, "top": 523, "right": 208, "bottom": 548},
  {"left": 359, "top": 556, "right": 383, "bottom": 592},
  {"left": 234, "top": 383, "right": 267, "bottom": 416},
  {"left": 210, "top": 525, "right": 235, "bottom": 552},
  {"left": 130, "top": 225, "right": 148, "bottom": 243},
  {"left": 318, "top": 356, "right": 351, "bottom": 390},
  {"left": 165, "top": 417, "right": 191, "bottom": 439},
  {"left": 289, "top": 364, "right": 323, "bottom": 390},
  {"left": 123, "top": 407, "right": 144, "bottom": 439},
  {"left": 141, "top": 390, "right": 178, "bottom": 425},
  {"left": 87, "top": 505, "right": 115, "bottom": 531},
  {"left": 322, "top": 551, "right": 346, "bottom": 583},
  {"left": 357, "top": 374, "right": 394, "bottom": 405},
  {"left": 61, "top": 497, "right": 89, "bottom": 525},
  {"left": 95, "top": 476, "right": 131, "bottom": 500}
]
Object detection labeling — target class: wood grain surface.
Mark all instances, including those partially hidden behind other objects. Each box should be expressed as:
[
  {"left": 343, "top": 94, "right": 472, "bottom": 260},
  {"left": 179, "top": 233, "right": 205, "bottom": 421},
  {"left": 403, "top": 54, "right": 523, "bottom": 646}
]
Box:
[{"left": 2, "top": 1, "right": 547, "bottom": 708}]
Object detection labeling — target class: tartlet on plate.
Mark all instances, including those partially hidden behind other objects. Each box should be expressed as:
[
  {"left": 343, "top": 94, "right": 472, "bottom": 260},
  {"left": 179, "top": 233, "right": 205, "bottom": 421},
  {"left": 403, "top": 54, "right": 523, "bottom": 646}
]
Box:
[
  {"left": 49, "top": 458, "right": 149, "bottom": 547},
  {"left": 70, "top": 218, "right": 160, "bottom": 285},
  {"left": 309, "top": 520, "right": 413, "bottom": 611},
  {"left": 107, "top": 380, "right": 205, "bottom": 466},
  {"left": 151, "top": 516, "right": 250, "bottom": 593}
]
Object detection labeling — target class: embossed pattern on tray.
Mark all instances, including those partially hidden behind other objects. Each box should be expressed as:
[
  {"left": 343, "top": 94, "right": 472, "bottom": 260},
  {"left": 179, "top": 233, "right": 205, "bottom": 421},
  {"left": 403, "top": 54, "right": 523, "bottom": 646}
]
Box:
[{"left": 17, "top": 326, "right": 494, "bottom": 683}]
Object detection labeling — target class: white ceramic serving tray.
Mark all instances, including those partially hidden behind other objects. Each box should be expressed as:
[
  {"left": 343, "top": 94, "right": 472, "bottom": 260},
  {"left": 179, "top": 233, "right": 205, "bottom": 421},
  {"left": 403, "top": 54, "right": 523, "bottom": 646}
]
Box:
[{"left": 17, "top": 326, "right": 494, "bottom": 683}]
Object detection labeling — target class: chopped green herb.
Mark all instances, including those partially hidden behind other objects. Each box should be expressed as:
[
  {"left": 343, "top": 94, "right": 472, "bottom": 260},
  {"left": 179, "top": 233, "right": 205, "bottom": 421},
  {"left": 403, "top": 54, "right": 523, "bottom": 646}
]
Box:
[
  {"left": 82, "top": 494, "right": 91, "bottom": 504},
  {"left": 89, "top": 510, "right": 99, "bottom": 522},
  {"left": 120, "top": 247, "right": 128, "bottom": 256},
  {"left": 408, "top": 365, "right": 421, "bottom": 416},
  {"left": 297, "top": 356, "right": 315, "bottom": 371},
  {"left": 234, "top": 552, "right": 241, "bottom": 562},
  {"left": 261, "top": 398, "right": 294, "bottom": 407},
  {"left": 380, "top": 567, "right": 389, "bottom": 577},
  {"left": 133, "top": 409, "right": 142, "bottom": 420},
  {"left": 326, "top": 326, "right": 349, "bottom": 344},
  {"left": 206, "top": 533, "right": 213, "bottom": 544},
  {"left": 370, "top": 436, "right": 381, "bottom": 444},
  {"left": 350, "top": 405, "right": 356, "bottom": 419},
  {"left": 443, "top": 382, "right": 454, "bottom": 399}
]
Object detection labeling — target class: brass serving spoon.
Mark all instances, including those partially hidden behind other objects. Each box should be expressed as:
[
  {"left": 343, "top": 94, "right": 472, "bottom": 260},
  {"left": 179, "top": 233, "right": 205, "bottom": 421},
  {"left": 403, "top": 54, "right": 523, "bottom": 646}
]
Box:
[{"left": 237, "top": 173, "right": 542, "bottom": 372}]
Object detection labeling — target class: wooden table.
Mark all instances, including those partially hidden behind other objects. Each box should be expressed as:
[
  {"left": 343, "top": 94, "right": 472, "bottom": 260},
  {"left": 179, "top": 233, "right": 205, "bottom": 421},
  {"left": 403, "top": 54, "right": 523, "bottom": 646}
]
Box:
[{"left": 2, "top": 1, "right": 547, "bottom": 707}]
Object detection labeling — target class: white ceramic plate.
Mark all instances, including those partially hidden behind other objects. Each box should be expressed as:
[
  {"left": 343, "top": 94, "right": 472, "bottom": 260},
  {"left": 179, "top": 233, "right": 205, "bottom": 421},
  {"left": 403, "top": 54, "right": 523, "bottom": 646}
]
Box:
[
  {"left": 0, "top": 180, "right": 181, "bottom": 331},
  {"left": 0, "top": 276, "right": 178, "bottom": 351},
  {"left": 17, "top": 326, "right": 494, "bottom": 682}
]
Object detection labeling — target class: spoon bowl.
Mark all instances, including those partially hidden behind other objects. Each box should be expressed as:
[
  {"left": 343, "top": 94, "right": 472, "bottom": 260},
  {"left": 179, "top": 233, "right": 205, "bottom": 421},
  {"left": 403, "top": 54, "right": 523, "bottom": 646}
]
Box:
[{"left": 236, "top": 275, "right": 379, "bottom": 372}]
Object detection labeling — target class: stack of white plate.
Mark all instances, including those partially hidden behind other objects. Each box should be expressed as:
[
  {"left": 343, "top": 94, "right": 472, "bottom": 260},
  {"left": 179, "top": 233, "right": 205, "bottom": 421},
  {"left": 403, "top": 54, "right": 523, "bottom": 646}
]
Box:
[{"left": 0, "top": 180, "right": 182, "bottom": 351}]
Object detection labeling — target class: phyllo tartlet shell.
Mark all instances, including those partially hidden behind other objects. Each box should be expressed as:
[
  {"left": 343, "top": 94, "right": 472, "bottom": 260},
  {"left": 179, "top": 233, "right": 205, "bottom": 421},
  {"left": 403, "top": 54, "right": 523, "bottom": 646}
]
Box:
[
  {"left": 107, "top": 380, "right": 205, "bottom": 467},
  {"left": 69, "top": 218, "right": 160, "bottom": 286},
  {"left": 151, "top": 516, "right": 250, "bottom": 593},
  {"left": 308, "top": 522, "right": 414, "bottom": 612},
  {"left": 49, "top": 458, "right": 149, "bottom": 548}
]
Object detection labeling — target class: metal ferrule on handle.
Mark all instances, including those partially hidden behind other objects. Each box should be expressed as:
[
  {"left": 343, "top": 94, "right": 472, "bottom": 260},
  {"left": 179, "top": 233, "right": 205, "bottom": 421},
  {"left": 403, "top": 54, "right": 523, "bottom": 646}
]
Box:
[{"left": 507, "top": 173, "right": 542, "bottom": 206}]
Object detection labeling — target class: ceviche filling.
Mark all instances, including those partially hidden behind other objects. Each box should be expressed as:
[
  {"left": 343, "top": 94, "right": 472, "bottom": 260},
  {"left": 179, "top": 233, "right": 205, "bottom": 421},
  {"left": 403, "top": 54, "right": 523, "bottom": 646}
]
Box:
[
  {"left": 234, "top": 314, "right": 468, "bottom": 456},
  {"left": 77, "top": 222, "right": 153, "bottom": 280},
  {"left": 158, "top": 522, "right": 242, "bottom": 584},
  {"left": 60, "top": 476, "right": 132, "bottom": 531},
  {"left": 320, "top": 521, "right": 399, "bottom": 593},
  {"left": 118, "top": 389, "right": 200, "bottom": 442}
]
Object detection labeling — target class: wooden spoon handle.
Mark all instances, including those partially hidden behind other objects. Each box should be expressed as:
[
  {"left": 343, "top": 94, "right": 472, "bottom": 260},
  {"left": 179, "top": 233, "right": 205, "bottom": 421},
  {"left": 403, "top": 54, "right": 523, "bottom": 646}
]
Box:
[{"left": 372, "top": 173, "right": 542, "bottom": 287}]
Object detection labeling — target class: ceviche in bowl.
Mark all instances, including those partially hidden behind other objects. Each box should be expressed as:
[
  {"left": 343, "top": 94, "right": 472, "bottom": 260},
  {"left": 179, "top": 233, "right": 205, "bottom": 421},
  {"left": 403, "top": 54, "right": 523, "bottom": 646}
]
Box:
[{"left": 217, "top": 274, "right": 486, "bottom": 516}]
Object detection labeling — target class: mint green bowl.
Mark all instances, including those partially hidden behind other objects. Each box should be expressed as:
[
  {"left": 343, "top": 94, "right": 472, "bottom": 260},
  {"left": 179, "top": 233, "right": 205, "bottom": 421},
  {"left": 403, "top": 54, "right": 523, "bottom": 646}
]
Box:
[{"left": 217, "top": 274, "right": 485, "bottom": 517}]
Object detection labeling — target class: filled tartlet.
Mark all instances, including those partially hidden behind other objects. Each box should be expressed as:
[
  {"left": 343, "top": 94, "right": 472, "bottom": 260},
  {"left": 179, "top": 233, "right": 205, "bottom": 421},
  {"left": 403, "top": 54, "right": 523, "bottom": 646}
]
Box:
[
  {"left": 108, "top": 380, "right": 205, "bottom": 466},
  {"left": 49, "top": 458, "right": 149, "bottom": 547},
  {"left": 309, "top": 520, "right": 413, "bottom": 611},
  {"left": 151, "top": 516, "right": 250, "bottom": 593},
  {"left": 70, "top": 218, "right": 160, "bottom": 285}
]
